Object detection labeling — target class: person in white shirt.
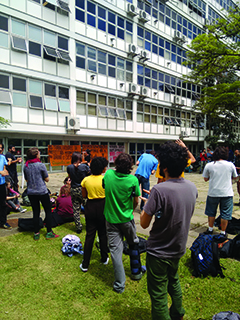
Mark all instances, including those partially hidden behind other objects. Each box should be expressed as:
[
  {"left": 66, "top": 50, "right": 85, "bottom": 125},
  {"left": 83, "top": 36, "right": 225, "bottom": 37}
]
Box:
[{"left": 203, "top": 146, "right": 238, "bottom": 237}]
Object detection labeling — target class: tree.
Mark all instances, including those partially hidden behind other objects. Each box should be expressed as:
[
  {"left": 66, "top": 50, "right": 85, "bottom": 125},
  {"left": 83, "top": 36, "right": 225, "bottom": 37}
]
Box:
[
  {"left": 185, "top": 5, "right": 240, "bottom": 121},
  {"left": 0, "top": 117, "right": 10, "bottom": 128}
]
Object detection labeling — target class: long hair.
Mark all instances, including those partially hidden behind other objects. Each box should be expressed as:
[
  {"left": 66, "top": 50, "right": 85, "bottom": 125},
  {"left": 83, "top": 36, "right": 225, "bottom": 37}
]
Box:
[
  {"left": 71, "top": 152, "right": 82, "bottom": 164},
  {"left": 212, "top": 146, "right": 228, "bottom": 161}
]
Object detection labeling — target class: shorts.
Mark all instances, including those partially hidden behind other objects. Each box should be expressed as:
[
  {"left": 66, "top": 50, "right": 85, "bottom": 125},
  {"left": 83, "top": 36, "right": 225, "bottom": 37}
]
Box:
[{"left": 205, "top": 196, "right": 233, "bottom": 220}]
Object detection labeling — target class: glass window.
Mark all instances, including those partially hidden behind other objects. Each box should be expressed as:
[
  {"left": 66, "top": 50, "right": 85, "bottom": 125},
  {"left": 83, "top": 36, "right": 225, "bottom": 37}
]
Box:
[
  {"left": 59, "top": 87, "right": 69, "bottom": 99},
  {"left": 13, "top": 77, "right": 26, "bottom": 92},
  {"left": 76, "top": 56, "right": 85, "bottom": 69},
  {"left": 117, "top": 16, "right": 124, "bottom": 28},
  {"left": 88, "top": 93, "right": 96, "bottom": 104},
  {"left": 108, "top": 12, "right": 115, "bottom": 24},
  {"left": 108, "top": 55, "right": 115, "bottom": 66},
  {"left": 12, "top": 20, "right": 25, "bottom": 37},
  {"left": 29, "top": 41, "right": 41, "bottom": 56},
  {"left": 77, "top": 91, "right": 85, "bottom": 101},
  {"left": 98, "top": 50, "right": 106, "bottom": 63},
  {"left": 12, "top": 92, "right": 27, "bottom": 107},
  {"left": 44, "top": 30, "right": 56, "bottom": 46},
  {"left": 126, "top": 61, "right": 132, "bottom": 72},
  {"left": 29, "top": 80, "right": 42, "bottom": 95},
  {"left": 87, "top": 1, "right": 96, "bottom": 14},
  {"left": 45, "top": 83, "right": 56, "bottom": 97},
  {"left": 59, "top": 100, "right": 70, "bottom": 112},
  {"left": 45, "top": 97, "right": 58, "bottom": 111},
  {"left": 88, "top": 47, "right": 96, "bottom": 59},
  {"left": 0, "top": 15, "right": 8, "bottom": 32},
  {"left": 88, "top": 105, "right": 96, "bottom": 115},
  {"left": 98, "top": 7, "right": 106, "bottom": 19},
  {"left": 76, "top": 0, "right": 84, "bottom": 9},
  {"left": 0, "top": 74, "right": 9, "bottom": 89},
  {"left": 29, "top": 95, "right": 43, "bottom": 109},
  {"left": 76, "top": 42, "right": 85, "bottom": 56},
  {"left": 99, "top": 95, "right": 106, "bottom": 105},
  {"left": 87, "top": 14, "right": 96, "bottom": 27},
  {"left": 58, "top": 36, "right": 68, "bottom": 50},
  {"left": 108, "top": 67, "right": 115, "bottom": 78},
  {"left": 11, "top": 36, "right": 27, "bottom": 52},
  {"left": 108, "top": 97, "right": 115, "bottom": 107},
  {"left": 126, "top": 21, "right": 132, "bottom": 32},
  {"left": 28, "top": 25, "right": 41, "bottom": 42},
  {"left": 76, "top": 8, "right": 85, "bottom": 22},
  {"left": 98, "top": 19, "right": 106, "bottom": 31},
  {"left": 108, "top": 24, "right": 115, "bottom": 35},
  {"left": 88, "top": 60, "right": 96, "bottom": 72},
  {"left": 0, "top": 32, "right": 8, "bottom": 48}
]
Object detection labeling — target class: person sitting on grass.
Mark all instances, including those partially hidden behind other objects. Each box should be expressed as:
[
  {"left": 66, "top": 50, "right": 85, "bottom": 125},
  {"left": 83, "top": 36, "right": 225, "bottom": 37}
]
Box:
[
  {"left": 6, "top": 180, "right": 26, "bottom": 213},
  {"left": 59, "top": 177, "right": 71, "bottom": 197},
  {"left": 55, "top": 185, "right": 74, "bottom": 223},
  {"left": 80, "top": 157, "right": 109, "bottom": 272}
]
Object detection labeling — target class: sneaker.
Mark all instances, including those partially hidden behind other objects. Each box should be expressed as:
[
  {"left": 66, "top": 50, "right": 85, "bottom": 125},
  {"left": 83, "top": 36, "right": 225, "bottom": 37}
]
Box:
[
  {"left": 46, "top": 231, "right": 59, "bottom": 239},
  {"left": 79, "top": 263, "right": 88, "bottom": 272},
  {"left": 203, "top": 229, "right": 213, "bottom": 235},
  {"left": 1, "top": 222, "right": 12, "bottom": 230},
  {"left": 131, "top": 272, "right": 143, "bottom": 281},
  {"left": 20, "top": 208, "right": 27, "bottom": 213},
  {"left": 34, "top": 232, "right": 40, "bottom": 241},
  {"left": 102, "top": 257, "right": 109, "bottom": 265}
]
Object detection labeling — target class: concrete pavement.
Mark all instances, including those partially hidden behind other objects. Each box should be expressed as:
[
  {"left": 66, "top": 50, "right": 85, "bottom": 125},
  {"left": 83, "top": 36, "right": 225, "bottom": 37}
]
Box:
[{"left": 1, "top": 168, "right": 240, "bottom": 247}]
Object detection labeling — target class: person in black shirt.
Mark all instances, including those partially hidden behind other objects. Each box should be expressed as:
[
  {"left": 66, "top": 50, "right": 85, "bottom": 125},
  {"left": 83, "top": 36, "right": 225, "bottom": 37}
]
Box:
[
  {"left": 67, "top": 152, "right": 91, "bottom": 233},
  {"left": 5, "top": 145, "right": 22, "bottom": 192}
]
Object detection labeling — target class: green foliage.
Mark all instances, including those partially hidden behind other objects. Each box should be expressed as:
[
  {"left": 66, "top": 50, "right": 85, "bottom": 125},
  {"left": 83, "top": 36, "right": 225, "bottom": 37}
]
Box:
[
  {"left": 185, "top": 5, "right": 240, "bottom": 119},
  {"left": 0, "top": 223, "right": 240, "bottom": 319},
  {"left": 0, "top": 117, "right": 10, "bottom": 128}
]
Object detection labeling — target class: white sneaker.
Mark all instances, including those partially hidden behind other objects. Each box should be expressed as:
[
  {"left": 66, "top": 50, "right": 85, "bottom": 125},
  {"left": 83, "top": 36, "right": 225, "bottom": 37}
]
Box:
[
  {"left": 79, "top": 263, "right": 88, "bottom": 272},
  {"left": 102, "top": 257, "right": 109, "bottom": 265},
  {"left": 21, "top": 209, "right": 27, "bottom": 213}
]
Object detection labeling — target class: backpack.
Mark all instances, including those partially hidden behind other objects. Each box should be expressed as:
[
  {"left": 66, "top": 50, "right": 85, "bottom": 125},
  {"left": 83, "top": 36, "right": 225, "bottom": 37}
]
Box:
[
  {"left": 214, "top": 216, "right": 240, "bottom": 235},
  {"left": 18, "top": 217, "right": 44, "bottom": 231},
  {"left": 212, "top": 311, "right": 240, "bottom": 320},
  {"left": 123, "top": 236, "right": 147, "bottom": 255},
  {"left": 190, "top": 233, "right": 225, "bottom": 278}
]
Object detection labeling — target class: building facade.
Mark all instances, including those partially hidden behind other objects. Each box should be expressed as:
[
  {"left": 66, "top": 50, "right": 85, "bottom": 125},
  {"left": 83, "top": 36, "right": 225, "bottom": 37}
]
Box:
[{"left": 0, "top": 0, "right": 235, "bottom": 172}]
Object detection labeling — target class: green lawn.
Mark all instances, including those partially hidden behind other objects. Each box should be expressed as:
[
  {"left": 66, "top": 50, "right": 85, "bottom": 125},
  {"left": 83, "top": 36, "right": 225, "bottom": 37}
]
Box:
[{"left": 0, "top": 221, "right": 239, "bottom": 320}]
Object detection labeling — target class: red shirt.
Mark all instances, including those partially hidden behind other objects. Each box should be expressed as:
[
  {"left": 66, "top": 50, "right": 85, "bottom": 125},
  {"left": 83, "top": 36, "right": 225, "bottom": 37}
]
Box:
[{"left": 56, "top": 195, "right": 73, "bottom": 218}]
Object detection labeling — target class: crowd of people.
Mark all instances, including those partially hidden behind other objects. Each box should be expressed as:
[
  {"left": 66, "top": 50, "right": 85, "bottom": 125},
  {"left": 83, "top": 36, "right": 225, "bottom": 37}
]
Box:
[{"left": 1, "top": 140, "right": 240, "bottom": 320}]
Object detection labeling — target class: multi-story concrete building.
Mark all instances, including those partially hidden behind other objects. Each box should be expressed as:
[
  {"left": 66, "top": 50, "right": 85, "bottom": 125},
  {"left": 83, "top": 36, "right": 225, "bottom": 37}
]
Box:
[{"left": 0, "top": 0, "right": 235, "bottom": 172}]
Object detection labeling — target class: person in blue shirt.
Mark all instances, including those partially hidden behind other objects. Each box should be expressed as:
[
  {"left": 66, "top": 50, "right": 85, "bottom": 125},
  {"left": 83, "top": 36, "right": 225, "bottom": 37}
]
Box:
[
  {"left": 0, "top": 143, "right": 12, "bottom": 229},
  {"left": 135, "top": 151, "right": 158, "bottom": 210}
]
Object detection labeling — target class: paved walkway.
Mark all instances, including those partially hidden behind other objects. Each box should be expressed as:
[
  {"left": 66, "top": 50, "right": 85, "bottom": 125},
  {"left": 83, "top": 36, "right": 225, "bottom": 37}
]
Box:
[{"left": 1, "top": 168, "right": 240, "bottom": 248}]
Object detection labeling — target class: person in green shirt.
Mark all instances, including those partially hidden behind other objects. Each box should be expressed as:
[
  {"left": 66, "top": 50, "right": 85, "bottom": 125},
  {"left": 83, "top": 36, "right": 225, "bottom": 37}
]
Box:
[{"left": 103, "top": 153, "right": 145, "bottom": 294}]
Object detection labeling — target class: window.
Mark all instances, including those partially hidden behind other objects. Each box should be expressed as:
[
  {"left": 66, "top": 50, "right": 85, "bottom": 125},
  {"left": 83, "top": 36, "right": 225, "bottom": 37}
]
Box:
[
  {"left": 58, "top": 0, "right": 71, "bottom": 13},
  {"left": 29, "top": 95, "right": 43, "bottom": 109},
  {"left": 0, "top": 74, "right": 9, "bottom": 89},
  {"left": 59, "top": 87, "right": 69, "bottom": 99},
  {"left": 0, "top": 90, "right": 12, "bottom": 104},
  {"left": 29, "top": 41, "right": 41, "bottom": 56},
  {"left": 11, "top": 36, "right": 27, "bottom": 52},
  {"left": 0, "top": 15, "right": 8, "bottom": 32},
  {"left": 43, "top": 45, "right": 59, "bottom": 58},
  {"left": 13, "top": 77, "right": 26, "bottom": 92},
  {"left": 58, "top": 36, "right": 68, "bottom": 50},
  {"left": 45, "top": 83, "right": 56, "bottom": 97}
]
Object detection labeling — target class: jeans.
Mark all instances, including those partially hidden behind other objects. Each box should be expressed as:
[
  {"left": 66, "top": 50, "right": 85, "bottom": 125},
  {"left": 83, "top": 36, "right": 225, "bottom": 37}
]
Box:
[
  {"left": 106, "top": 219, "right": 140, "bottom": 293},
  {"left": 205, "top": 196, "right": 233, "bottom": 220},
  {"left": 0, "top": 183, "right": 7, "bottom": 225},
  {"left": 28, "top": 193, "right": 52, "bottom": 233},
  {"left": 135, "top": 174, "right": 150, "bottom": 210},
  {"left": 146, "top": 254, "right": 185, "bottom": 320}
]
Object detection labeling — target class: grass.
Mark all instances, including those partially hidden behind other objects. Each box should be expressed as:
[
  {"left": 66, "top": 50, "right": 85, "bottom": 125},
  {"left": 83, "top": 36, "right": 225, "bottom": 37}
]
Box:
[{"left": 0, "top": 220, "right": 240, "bottom": 320}]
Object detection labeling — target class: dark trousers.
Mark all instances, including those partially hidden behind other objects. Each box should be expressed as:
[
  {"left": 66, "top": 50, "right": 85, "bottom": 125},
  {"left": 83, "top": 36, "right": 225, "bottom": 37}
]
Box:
[
  {"left": 28, "top": 193, "right": 52, "bottom": 233},
  {"left": 0, "top": 183, "right": 7, "bottom": 225},
  {"left": 82, "top": 198, "right": 108, "bottom": 269},
  {"left": 135, "top": 174, "right": 150, "bottom": 210}
]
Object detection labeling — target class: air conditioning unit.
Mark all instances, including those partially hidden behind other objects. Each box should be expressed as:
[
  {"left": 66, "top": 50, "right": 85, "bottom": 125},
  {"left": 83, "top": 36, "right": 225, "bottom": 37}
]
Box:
[
  {"left": 174, "top": 30, "right": 182, "bottom": 40},
  {"left": 140, "top": 86, "right": 149, "bottom": 97},
  {"left": 128, "top": 43, "right": 139, "bottom": 56},
  {"left": 128, "top": 83, "right": 139, "bottom": 95},
  {"left": 127, "top": 3, "right": 138, "bottom": 16},
  {"left": 174, "top": 96, "right": 184, "bottom": 105},
  {"left": 138, "top": 10, "right": 150, "bottom": 23},
  {"left": 139, "top": 49, "right": 150, "bottom": 61},
  {"left": 181, "top": 35, "right": 187, "bottom": 43},
  {"left": 66, "top": 116, "right": 80, "bottom": 131}
]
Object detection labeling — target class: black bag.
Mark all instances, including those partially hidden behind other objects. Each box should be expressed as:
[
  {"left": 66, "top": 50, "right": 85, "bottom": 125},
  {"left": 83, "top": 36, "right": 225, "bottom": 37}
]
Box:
[
  {"left": 123, "top": 236, "right": 147, "bottom": 255},
  {"left": 190, "top": 233, "right": 225, "bottom": 278},
  {"left": 212, "top": 311, "right": 240, "bottom": 319},
  {"left": 230, "top": 234, "right": 240, "bottom": 260},
  {"left": 21, "top": 189, "right": 31, "bottom": 206},
  {"left": 18, "top": 218, "right": 44, "bottom": 231},
  {"left": 214, "top": 216, "right": 240, "bottom": 235}
]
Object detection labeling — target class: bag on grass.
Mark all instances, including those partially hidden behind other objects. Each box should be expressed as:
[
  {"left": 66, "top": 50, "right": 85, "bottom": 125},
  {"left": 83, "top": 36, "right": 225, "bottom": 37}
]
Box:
[
  {"left": 190, "top": 233, "right": 225, "bottom": 278},
  {"left": 61, "top": 234, "right": 83, "bottom": 257},
  {"left": 212, "top": 311, "right": 240, "bottom": 320},
  {"left": 18, "top": 217, "right": 44, "bottom": 231},
  {"left": 123, "top": 236, "right": 147, "bottom": 255}
]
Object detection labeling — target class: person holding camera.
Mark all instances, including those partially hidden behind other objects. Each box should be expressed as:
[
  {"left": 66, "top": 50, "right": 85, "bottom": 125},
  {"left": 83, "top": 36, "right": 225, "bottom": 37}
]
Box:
[{"left": 199, "top": 148, "right": 207, "bottom": 174}]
